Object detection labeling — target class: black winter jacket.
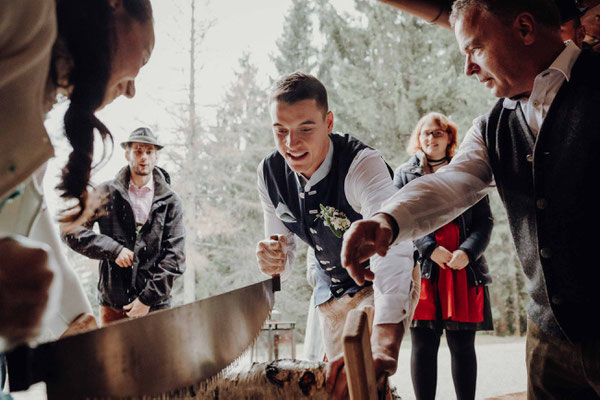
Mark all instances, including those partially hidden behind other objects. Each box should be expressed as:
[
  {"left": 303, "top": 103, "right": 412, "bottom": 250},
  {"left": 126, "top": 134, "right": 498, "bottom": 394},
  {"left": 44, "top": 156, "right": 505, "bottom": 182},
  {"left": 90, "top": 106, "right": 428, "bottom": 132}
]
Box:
[
  {"left": 394, "top": 155, "right": 493, "bottom": 287},
  {"left": 63, "top": 167, "right": 186, "bottom": 309}
]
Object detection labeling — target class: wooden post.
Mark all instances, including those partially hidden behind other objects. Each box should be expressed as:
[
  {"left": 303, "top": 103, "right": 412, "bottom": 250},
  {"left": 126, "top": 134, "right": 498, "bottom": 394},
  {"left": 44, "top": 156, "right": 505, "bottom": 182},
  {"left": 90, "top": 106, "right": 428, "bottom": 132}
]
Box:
[
  {"left": 343, "top": 309, "right": 377, "bottom": 400},
  {"left": 361, "top": 305, "right": 375, "bottom": 335}
]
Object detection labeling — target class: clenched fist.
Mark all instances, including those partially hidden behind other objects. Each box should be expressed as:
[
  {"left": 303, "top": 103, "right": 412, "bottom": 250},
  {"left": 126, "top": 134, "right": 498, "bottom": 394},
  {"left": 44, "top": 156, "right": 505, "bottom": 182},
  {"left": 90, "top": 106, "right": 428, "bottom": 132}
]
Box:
[
  {"left": 256, "top": 235, "right": 287, "bottom": 276},
  {"left": 115, "top": 247, "right": 134, "bottom": 268}
]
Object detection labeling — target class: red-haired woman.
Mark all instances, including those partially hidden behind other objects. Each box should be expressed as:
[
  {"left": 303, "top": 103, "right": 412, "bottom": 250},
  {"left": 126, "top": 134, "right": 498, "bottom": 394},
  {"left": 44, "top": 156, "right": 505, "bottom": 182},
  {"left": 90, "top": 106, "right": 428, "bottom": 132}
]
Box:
[{"left": 395, "top": 112, "right": 494, "bottom": 400}]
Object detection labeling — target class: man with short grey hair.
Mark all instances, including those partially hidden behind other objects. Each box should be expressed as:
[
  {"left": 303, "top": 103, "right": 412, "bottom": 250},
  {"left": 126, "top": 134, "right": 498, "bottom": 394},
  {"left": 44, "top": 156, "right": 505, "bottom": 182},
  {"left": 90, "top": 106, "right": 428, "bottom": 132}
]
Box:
[
  {"left": 341, "top": 1, "right": 600, "bottom": 398},
  {"left": 64, "top": 127, "right": 186, "bottom": 325}
]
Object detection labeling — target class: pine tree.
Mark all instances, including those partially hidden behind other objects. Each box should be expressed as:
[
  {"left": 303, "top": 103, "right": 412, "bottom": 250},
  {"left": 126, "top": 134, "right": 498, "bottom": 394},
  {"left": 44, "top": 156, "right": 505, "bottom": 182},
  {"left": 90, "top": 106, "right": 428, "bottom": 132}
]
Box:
[
  {"left": 314, "top": 0, "right": 496, "bottom": 166},
  {"left": 179, "top": 53, "right": 271, "bottom": 300},
  {"left": 272, "top": 0, "right": 318, "bottom": 76},
  {"left": 166, "top": 0, "right": 215, "bottom": 304}
]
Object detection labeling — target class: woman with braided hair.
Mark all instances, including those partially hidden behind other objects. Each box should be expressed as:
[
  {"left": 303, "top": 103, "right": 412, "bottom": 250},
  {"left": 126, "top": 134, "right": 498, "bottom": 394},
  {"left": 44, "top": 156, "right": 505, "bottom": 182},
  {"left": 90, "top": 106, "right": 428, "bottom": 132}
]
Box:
[{"left": 0, "top": 0, "right": 154, "bottom": 360}]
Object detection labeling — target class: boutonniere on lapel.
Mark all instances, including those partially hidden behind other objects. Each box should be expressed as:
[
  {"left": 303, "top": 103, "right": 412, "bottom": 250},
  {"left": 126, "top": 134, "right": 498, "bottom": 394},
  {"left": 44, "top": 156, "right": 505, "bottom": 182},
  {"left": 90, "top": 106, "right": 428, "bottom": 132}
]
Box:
[{"left": 317, "top": 204, "right": 351, "bottom": 238}]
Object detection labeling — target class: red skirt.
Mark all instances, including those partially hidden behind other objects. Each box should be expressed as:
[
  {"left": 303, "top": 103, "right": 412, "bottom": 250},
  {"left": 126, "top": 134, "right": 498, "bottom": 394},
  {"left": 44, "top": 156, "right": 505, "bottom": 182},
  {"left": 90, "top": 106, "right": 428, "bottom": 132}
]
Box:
[{"left": 413, "top": 222, "right": 484, "bottom": 323}]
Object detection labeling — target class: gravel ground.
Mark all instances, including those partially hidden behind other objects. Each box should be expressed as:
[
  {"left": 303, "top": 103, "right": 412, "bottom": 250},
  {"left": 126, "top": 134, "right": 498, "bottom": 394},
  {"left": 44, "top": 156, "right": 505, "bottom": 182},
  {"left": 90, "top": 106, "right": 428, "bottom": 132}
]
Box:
[{"left": 8, "top": 335, "right": 527, "bottom": 400}]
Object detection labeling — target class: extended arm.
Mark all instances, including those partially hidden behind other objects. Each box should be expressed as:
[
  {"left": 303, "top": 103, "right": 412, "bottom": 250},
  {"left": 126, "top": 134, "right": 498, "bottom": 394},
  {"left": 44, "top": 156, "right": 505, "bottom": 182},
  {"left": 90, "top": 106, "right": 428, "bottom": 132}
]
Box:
[
  {"left": 394, "top": 165, "right": 459, "bottom": 267},
  {"left": 61, "top": 196, "right": 125, "bottom": 263},
  {"left": 382, "top": 126, "right": 494, "bottom": 243},
  {"left": 342, "top": 124, "right": 495, "bottom": 284},
  {"left": 458, "top": 196, "right": 494, "bottom": 262}
]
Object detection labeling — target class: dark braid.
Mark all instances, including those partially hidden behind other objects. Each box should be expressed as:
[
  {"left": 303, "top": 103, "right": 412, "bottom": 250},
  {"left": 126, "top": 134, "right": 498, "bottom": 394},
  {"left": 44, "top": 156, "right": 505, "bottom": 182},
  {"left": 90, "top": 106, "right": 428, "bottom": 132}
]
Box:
[{"left": 54, "top": 0, "right": 152, "bottom": 220}]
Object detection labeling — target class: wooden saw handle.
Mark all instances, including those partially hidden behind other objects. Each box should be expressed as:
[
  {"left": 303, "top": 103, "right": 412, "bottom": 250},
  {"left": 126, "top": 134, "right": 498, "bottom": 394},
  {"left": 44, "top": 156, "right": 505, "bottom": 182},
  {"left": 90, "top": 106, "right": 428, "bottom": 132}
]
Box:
[{"left": 269, "top": 235, "right": 282, "bottom": 291}]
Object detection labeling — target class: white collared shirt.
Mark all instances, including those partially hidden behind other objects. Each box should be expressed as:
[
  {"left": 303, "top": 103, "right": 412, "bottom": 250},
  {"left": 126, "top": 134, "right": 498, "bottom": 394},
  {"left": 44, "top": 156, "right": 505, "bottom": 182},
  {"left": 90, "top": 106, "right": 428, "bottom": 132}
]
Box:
[
  {"left": 257, "top": 136, "right": 415, "bottom": 325},
  {"left": 503, "top": 40, "right": 581, "bottom": 136},
  {"left": 380, "top": 41, "right": 582, "bottom": 243}
]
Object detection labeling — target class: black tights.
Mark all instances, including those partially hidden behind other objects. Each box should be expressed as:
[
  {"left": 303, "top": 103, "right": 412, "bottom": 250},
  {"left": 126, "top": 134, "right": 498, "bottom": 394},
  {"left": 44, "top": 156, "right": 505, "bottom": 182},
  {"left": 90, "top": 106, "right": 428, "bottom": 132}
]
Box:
[{"left": 410, "top": 327, "right": 477, "bottom": 400}]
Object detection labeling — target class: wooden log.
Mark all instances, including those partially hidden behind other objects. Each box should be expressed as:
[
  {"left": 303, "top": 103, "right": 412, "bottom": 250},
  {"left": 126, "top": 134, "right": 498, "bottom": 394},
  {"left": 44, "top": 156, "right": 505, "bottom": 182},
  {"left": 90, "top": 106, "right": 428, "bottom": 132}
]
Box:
[
  {"left": 84, "top": 307, "right": 401, "bottom": 400},
  {"left": 342, "top": 309, "right": 377, "bottom": 400},
  {"left": 85, "top": 359, "right": 401, "bottom": 399}
]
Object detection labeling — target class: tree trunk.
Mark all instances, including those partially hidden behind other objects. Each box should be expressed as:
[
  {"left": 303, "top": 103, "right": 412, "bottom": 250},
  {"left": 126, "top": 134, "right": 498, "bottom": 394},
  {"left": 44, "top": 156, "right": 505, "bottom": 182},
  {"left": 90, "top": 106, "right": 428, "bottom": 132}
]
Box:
[{"left": 182, "top": 0, "right": 197, "bottom": 304}]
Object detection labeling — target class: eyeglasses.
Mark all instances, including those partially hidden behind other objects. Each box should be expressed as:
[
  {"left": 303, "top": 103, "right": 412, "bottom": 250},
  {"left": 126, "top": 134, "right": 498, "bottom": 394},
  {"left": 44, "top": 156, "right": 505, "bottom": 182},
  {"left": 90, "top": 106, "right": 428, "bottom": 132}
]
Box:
[{"left": 420, "top": 129, "right": 447, "bottom": 138}]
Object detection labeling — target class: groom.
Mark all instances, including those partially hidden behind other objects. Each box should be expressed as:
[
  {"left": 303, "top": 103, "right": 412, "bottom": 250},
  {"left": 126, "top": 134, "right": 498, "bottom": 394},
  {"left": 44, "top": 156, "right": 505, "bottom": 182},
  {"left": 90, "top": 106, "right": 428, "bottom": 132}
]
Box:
[{"left": 255, "top": 72, "right": 417, "bottom": 396}]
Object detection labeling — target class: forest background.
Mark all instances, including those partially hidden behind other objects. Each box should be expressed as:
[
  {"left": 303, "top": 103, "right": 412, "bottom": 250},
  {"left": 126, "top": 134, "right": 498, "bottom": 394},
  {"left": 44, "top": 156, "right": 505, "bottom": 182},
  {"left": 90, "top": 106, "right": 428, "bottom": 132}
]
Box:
[{"left": 48, "top": 0, "right": 527, "bottom": 339}]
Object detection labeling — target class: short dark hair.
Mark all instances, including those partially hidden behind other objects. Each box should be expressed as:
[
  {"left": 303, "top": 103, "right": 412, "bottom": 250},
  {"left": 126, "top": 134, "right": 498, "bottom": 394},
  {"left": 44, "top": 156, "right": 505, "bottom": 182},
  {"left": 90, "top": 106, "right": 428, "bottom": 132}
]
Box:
[
  {"left": 450, "top": 0, "right": 561, "bottom": 30},
  {"left": 270, "top": 72, "right": 328, "bottom": 116}
]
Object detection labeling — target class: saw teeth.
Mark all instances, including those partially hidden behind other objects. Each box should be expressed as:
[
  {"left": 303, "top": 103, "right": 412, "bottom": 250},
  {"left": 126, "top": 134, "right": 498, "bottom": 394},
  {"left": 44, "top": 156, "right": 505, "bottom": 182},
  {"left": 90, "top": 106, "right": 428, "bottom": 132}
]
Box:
[{"left": 82, "top": 279, "right": 276, "bottom": 400}]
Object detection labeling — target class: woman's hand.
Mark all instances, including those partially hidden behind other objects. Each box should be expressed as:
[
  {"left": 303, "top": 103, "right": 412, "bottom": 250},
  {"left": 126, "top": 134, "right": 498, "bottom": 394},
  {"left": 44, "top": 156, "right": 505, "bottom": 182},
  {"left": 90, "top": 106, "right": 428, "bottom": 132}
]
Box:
[
  {"left": 430, "top": 246, "right": 452, "bottom": 269},
  {"left": 447, "top": 249, "right": 470, "bottom": 270},
  {"left": 0, "top": 237, "right": 53, "bottom": 348}
]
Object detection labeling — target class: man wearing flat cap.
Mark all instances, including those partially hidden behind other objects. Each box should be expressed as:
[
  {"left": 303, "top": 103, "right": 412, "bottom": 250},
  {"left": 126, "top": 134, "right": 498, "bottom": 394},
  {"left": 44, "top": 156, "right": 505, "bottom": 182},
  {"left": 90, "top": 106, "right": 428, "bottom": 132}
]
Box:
[{"left": 63, "top": 127, "right": 186, "bottom": 325}]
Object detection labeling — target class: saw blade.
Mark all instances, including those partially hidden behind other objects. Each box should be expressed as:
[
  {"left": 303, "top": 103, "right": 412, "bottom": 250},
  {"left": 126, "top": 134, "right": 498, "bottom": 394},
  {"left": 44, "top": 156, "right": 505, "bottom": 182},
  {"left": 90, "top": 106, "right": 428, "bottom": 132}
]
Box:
[{"left": 8, "top": 277, "right": 278, "bottom": 399}]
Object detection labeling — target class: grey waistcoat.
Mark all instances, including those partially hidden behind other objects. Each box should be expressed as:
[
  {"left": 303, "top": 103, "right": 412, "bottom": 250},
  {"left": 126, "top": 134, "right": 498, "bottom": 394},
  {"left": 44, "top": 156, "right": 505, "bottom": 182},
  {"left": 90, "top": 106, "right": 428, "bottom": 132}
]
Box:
[
  {"left": 262, "top": 133, "right": 377, "bottom": 305},
  {"left": 479, "top": 50, "right": 600, "bottom": 343}
]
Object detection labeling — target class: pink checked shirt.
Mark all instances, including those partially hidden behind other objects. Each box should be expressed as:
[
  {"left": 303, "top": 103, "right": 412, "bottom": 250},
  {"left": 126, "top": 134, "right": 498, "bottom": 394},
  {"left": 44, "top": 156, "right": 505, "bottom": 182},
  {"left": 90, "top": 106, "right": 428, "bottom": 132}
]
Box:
[{"left": 128, "top": 178, "right": 154, "bottom": 225}]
